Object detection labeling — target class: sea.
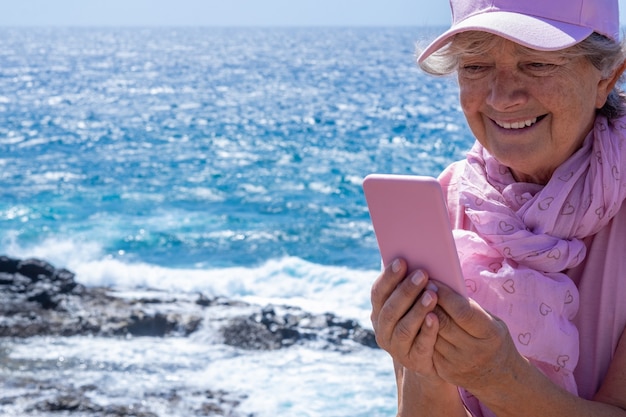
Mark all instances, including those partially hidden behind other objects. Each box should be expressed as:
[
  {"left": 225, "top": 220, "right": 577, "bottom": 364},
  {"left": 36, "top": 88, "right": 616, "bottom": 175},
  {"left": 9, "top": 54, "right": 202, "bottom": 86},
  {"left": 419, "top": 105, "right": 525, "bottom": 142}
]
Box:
[{"left": 0, "top": 27, "right": 473, "bottom": 416}]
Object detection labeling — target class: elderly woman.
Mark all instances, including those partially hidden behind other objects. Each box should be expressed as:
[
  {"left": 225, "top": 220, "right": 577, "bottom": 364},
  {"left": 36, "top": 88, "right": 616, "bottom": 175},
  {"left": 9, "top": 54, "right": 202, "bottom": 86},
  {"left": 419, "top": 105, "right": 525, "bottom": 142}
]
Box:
[{"left": 370, "top": 0, "right": 626, "bottom": 416}]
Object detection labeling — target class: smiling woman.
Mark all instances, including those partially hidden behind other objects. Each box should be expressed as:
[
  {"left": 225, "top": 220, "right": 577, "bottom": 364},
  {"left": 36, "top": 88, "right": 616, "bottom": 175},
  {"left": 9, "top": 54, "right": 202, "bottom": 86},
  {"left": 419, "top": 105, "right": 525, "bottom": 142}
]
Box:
[{"left": 368, "top": 0, "right": 626, "bottom": 416}]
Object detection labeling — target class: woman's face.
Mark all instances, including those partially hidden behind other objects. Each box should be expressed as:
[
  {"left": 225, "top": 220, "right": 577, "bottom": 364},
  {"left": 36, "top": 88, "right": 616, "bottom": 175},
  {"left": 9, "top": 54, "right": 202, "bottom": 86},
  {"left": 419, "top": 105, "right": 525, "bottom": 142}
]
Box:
[{"left": 457, "top": 37, "right": 615, "bottom": 184}]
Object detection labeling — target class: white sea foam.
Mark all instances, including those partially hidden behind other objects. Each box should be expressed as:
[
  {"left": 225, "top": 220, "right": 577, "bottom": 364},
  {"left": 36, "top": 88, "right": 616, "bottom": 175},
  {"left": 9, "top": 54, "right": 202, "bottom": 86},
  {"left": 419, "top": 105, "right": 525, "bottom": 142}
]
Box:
[
  {"left": 5, "top": 335, "right": 396, "bottom": 417},
  {"left": 4, "top": 237, "right": 377, "bottom": 326},
  {"left": 28, "top": 171, "right": 85, "bottom": 184},
  {"left": 197, "top": 346, "right": 396, "bottom": 417}
]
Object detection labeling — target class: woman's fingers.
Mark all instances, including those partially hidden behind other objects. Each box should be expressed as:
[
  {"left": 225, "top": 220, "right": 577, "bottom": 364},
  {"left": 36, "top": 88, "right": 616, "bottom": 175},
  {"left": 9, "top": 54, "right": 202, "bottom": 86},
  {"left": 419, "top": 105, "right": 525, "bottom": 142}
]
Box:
[
  {"left": 370, "top": 258, "right": 408, "bottom": 320},
  {"left": 430, "top": 281, "right": 518, "bottom": 389},
  {"left": 374, "top": 268, "right": 427, "bottom": 347},
  {"left": 370, "top": 259, "right": 441, "bottom": 373},
  {"left": 434, "top": 282, "right": 503, "bottom": 340}
]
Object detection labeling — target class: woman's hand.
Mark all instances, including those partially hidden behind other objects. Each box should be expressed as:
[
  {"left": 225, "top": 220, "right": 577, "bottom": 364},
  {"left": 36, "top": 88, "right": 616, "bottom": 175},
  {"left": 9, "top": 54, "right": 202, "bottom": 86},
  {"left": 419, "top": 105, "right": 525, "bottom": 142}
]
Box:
[
  {"left": 370, "top": 258, "right": 441, "bottom": 378},
  {"left": 429, "top": 281, "right": 523, "bottom": 394},
  {"left": 371, "top": 260, "right": 438, "bottom": 376},
  {"left": 370, "top": 258, "right": 523, "bottom": 394},
  {"left": 373, "top": 265, "right": 626, "bottom": 417},
  {"left": 431, "top": 283, "right": 626, "bottom": 417},
  {"left": 371, "top": 258, "right": 470, "bottom": 417}
]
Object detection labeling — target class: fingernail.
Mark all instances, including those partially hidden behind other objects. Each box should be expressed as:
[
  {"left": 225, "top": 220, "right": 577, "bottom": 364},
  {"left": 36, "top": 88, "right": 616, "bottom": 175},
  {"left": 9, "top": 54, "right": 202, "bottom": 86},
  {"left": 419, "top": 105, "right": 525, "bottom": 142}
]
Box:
[
  {"left": 421, "top": 291, "right": 433, "bottom": 306},
  {"left": 392, "top": 259, "right": 401, "bottom": 273},
  {"left": 411, "top": 270, "right": 426, "bottom": 286},
  {"left": 426, "top": 282, "right": 438, "bottom": 293}
]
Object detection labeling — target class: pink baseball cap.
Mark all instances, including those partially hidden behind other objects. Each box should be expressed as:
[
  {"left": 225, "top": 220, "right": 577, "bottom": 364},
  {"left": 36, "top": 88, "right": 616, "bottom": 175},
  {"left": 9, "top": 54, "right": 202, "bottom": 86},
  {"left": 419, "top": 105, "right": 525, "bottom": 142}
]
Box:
[{"left": 418, "top": 0, "right": 620, "bottom": 63}]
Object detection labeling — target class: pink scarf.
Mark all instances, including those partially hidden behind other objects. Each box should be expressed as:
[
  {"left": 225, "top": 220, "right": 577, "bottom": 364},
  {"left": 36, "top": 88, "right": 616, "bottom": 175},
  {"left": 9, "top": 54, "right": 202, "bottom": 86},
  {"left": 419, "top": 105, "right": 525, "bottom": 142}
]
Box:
[{"left": 455, "top": 115, "right": 626, "bottom": 415}]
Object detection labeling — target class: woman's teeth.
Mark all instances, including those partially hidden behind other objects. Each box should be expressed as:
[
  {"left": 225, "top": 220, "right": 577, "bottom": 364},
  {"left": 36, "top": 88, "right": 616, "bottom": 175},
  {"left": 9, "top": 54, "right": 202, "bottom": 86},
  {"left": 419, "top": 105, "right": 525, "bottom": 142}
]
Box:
[{"left": 495, "top": 117, "right": 538, "bottom": 129}]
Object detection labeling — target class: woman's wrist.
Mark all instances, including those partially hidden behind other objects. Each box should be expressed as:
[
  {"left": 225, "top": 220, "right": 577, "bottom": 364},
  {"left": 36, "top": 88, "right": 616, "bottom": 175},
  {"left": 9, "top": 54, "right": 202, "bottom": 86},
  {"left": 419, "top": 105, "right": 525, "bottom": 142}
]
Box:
[
  {"left": 399, "top": 369, "right": 468, "bottom": 417},
  {"left": 467, "top": 354, "right": 579, "bottom": 417}
]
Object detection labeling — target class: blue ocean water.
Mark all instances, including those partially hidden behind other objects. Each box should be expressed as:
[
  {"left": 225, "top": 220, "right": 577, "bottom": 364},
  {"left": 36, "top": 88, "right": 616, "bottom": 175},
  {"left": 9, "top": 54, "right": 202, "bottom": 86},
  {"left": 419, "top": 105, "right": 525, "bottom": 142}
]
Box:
[{"left": 0, "top": 27, "right": 474, "bottom": 416}]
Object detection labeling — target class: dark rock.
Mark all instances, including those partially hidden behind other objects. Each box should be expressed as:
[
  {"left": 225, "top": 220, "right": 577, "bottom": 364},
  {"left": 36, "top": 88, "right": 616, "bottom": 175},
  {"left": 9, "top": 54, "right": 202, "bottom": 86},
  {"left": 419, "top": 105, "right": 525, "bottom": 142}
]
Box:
[
  {"left": 125, "top": 311, "right": 175, "bottom": 336},
  {"left": 0, "top": 255, "right": 377, "bottom": 351},
  {"left": 122, "top": 311, "right": 201, "bottom": 337},
  {"left": 0, "top": 255, "right": 20, "bottom": 274},
  {"left": 195, "top": 293, "right": 216, "bottom": 307},
  {"left": 6, "top": 372, "right": 252, "bottom": 417},
  {"left": 27, "top": 287, "right": 60, "bottom": 309},
  {"left": 30, "top": 391, "right": 159, "bottom": 416},
  {"left": 222, "top": 316, "right": 284, "bottom": 350},
  {"left": 17, "top": 258, "right": 56, "bottom": 281},
  {"left": 221, "top": 304, "right": 376, "bottom": 352},
  {"left": 352, "top": 326, "right": 379, "bottom": 348},
  {"left": 0, "top": 257, "right": 204, "bottom": 338},
  {"left": 33, "top": 393, "right": 92, "bottom": 412},
  {"left": 0, "top": 272, "right": 15, "bottom": 285}
]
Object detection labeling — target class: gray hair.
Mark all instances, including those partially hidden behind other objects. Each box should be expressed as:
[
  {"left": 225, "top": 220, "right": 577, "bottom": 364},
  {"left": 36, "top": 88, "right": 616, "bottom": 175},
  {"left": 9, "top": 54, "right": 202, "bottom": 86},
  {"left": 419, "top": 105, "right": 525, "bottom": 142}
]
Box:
[{"left": 418, "top": 32, "right": 626, "bottom": 119}]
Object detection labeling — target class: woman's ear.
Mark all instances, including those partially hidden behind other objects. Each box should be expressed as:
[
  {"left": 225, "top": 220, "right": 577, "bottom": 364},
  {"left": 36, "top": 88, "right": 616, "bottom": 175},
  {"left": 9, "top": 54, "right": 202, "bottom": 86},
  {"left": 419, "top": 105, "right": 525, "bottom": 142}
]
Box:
[{"left": 596, "top": 59, "right": 626, "bottom": 109}]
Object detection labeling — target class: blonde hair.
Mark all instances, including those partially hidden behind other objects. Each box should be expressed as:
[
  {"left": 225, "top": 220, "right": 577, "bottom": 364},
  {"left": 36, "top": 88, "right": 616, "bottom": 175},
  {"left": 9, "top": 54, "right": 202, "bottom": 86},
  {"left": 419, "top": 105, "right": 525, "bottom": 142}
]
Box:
[{"left": 418, "top": 32, "right": 626, "bottom": 119}]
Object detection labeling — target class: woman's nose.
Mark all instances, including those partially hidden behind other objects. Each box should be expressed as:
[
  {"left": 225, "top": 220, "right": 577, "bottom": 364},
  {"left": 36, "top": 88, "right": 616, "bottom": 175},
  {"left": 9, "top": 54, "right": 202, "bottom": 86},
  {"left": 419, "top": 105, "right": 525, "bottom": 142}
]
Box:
[{"left": 486, "top": 69, "right": 527, "bottom": 111}]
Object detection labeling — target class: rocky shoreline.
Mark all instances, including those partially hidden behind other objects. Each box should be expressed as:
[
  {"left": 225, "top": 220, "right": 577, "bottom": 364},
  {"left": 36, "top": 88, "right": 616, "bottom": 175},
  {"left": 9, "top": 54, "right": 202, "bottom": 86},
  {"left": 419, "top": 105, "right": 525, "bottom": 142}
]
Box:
[{"left": 0, "top": 256, "right": 378, "bottom": 416}]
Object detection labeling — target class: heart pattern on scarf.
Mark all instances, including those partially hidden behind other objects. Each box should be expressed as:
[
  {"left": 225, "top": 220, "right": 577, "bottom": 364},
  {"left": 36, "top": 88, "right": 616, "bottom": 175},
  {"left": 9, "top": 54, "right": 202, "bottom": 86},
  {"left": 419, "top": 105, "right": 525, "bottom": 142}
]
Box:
[
  {"left": 539, "top": 303, "right": 553, "bottom": 316},
  {"left": 538, "top": 197, "right": 554, "bottom": 210},
  {"left": 518, "top": 332, "right": 531, "bottom": 345},
  {"left": 502, "top": 279, "right": 515, "bottom": 294},
  {"left": 547, "top": 248, "right": 561, "bottom": 260},
  {"left": 456, "top": 115, "right": 626, "bottom": 413},
  {"left": 556, "top": 355, "right": 570, "bottom": 369},
  {"left": 499, "top": 221, "right": 514, "bottom": 233},
  {"left": 561, "top": 202, "right": 575, "bottom": 215}
]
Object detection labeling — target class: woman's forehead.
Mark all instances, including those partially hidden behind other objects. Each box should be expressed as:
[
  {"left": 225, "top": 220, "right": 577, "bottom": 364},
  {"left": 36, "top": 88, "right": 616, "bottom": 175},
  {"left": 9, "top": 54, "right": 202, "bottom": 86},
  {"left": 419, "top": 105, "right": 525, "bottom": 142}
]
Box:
[{"left": 452, "top": 32, "right": 568, "bottom": 58}]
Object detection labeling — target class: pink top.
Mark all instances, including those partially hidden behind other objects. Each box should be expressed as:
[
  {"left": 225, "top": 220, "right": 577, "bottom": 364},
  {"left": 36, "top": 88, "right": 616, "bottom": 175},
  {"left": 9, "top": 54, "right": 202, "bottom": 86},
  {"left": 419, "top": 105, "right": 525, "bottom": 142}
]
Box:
[{"left": 440, "top": 160, "right": 626, "bottom": 400}]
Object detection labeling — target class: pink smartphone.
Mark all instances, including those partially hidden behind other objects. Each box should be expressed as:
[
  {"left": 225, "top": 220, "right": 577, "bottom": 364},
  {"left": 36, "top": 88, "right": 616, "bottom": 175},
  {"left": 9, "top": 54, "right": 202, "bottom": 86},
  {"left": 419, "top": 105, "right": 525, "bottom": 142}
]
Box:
[{"left": 363, "top": 173, "right": 466, "bottom": 296}]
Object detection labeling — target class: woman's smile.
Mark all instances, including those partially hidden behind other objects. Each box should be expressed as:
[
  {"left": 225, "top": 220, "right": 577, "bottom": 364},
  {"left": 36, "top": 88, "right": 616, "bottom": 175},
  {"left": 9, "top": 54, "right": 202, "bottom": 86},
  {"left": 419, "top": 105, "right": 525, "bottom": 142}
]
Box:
[{"left": 492, "top": 116, "right": 541, "bottom": 130}]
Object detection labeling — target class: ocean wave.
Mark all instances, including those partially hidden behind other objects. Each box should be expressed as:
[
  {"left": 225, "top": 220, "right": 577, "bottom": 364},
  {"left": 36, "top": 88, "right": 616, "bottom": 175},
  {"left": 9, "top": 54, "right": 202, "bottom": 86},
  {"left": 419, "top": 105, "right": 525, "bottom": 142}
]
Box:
[{"left": 4, "top": 237, "right": 377, "bottom": 325}]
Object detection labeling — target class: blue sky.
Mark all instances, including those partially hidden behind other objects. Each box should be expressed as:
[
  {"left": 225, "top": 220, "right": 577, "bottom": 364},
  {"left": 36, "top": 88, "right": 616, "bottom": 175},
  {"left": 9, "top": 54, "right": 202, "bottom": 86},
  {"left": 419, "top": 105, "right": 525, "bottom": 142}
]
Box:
[
  {"left": 1, "top": 1, "right": 625, "bottom": 28},
  {"left": 0, "top": 0, "right": 450, "bottom": 27}
]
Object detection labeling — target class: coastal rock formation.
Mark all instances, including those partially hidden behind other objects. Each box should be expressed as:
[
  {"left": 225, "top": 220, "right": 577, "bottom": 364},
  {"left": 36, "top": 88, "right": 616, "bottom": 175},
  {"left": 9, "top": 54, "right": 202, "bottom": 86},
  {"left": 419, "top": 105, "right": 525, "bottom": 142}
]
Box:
[
  {"left": 24, "top": 384, "right": 247, "bottom": 417},
  {"left": 0, "top": 255, "right": 378, "bottom": 416},
  {"left": 0, "top": 256, "right": 376, "bottom": 350}
]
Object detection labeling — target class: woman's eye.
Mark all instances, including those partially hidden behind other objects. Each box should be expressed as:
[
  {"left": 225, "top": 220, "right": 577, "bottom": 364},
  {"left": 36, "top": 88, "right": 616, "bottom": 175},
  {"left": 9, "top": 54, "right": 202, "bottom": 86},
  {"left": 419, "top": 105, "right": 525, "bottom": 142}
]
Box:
[
  {"left": 525, "top": 62, "right": 558, "bottom": 72},
  {"left": 460, "top": 64, "right": 488, "bottom": 75}
]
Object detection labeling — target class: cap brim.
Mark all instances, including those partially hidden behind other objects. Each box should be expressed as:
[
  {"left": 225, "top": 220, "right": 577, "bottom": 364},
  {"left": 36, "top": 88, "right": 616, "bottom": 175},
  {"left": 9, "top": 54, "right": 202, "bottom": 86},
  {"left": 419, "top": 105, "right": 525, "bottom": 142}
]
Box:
[{"left": 417, "top": 11, "right": 594, "bottom": 63}]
